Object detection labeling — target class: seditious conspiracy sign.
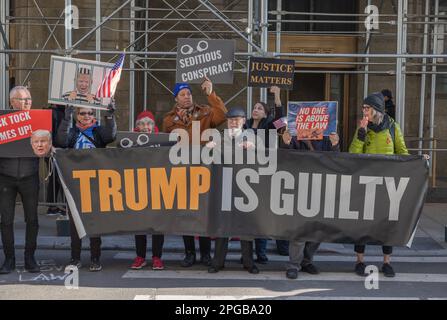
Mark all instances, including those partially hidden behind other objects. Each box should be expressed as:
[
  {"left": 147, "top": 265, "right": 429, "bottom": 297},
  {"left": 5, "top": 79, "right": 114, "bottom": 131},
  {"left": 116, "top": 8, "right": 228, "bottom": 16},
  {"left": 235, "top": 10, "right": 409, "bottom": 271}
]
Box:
[
  {"left": 55, "top": 140, "right": 428, "bottom": 246},
  {"left": 0, "top": 109, "right": 52, "bottom": 157},
  {"left": 248, "top": 57, "right": 295, "bottom": 89},
  {"left": 176, "top": 38, "right": 235, "bottom": 84}
]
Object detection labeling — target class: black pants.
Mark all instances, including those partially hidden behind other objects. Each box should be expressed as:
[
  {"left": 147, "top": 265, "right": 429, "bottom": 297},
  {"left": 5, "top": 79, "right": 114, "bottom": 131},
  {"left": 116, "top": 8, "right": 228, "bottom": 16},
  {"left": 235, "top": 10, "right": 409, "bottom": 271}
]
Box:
[
  {"left": 183, "top": 235, "right": 211, "bottom": 257},
  {"left": 0, "top": 173, "right": 39, "bottom": 258},
  {"left": 45, "top": 158, "right": 61, "bottom": 204},
  {"left": 69, "top": 213, "right": 101, "bottom": 260},
  {"left": 135, "top": 234, "right": 164, "bottom": 258},
  {"left": 212, "top": 238, "right": 254, "bottom": 269},
  {"left": 354, "top": 245, "right": 393, "bottom": 255}
]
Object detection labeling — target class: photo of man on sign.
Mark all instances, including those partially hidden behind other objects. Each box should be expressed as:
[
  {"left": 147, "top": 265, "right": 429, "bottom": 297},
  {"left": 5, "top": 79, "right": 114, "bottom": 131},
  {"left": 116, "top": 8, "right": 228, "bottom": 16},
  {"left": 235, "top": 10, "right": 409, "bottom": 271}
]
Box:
[
  {"left": 287, "top": 101, "right": 338, "bottom": 140},
  {"left": 62, "top": 66, "right": 100, "bottom": 105}
]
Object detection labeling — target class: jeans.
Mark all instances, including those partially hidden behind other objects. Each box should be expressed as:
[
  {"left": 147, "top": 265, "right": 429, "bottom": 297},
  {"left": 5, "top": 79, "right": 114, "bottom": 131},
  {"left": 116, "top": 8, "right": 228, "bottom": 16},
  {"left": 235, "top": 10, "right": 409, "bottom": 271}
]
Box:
[
  {"left": 135, "top": 234, "right": 164, "bottom": 258},
  {"left": 0, "top": 173, "right": 39, "bottom": 258},
  {"left": 183, "top": 235, "right": 211, "bottom": 257},
  {"left": 255, "top": 238, "right": 267, "bottom": 257}
]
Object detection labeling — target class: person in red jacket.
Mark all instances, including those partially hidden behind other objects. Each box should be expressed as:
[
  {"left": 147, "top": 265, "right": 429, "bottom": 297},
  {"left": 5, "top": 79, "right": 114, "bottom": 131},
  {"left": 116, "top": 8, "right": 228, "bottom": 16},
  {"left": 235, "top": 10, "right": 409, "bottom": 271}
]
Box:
[{"left": 129, "top": 110, "right": 164, "bottom": 270}]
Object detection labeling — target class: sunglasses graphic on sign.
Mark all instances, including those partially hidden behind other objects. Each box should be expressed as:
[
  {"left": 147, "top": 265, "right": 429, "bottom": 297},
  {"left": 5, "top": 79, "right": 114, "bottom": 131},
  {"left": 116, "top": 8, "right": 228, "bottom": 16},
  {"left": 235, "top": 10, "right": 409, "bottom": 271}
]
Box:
[{"left": 180, "top": 40, "right": 209, "bottom": 55}]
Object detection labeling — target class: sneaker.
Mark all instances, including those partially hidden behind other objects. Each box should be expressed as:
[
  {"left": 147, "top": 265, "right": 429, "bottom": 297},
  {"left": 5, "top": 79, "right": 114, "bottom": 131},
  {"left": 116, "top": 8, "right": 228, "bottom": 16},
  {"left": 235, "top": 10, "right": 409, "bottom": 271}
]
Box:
[
  {"left": 381, "top": 263, "right": 395, "bottom": 277},
  {"left": 67, "top": 258, "right": 82, "bottom": 269},
  {"left": 286, "top": 268, "right": 298, "bottom": 279},
  {"left": 354, "top": 262, "right": 367, "bottom": 277},
  {"left": 130, "top": 256, "right": 147, "bottom": 270},
  {"left": 301, "top": 263, "right": 320, "bottom": 275},
  {"left": 255, "top": 254, "right": 268, "bottom": 264},
  {"left": 152, "top": 256, "right": 165, "bottom": 270},
  {"left": 89, "top": 258, "right": 102, "bottom": 272},
  {"left": 46, "top": 207, "right": 59, "bottom": 216}
]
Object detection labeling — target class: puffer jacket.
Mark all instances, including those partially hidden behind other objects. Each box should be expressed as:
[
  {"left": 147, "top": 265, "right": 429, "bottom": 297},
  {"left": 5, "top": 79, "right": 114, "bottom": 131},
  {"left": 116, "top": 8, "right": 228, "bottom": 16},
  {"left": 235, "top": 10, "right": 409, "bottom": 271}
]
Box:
[
  {"left": 349, "top": 115, "right": 408, "bottom": 155},
  {"left": 162, "top": 91, "right": 227, "bottom": 140}
]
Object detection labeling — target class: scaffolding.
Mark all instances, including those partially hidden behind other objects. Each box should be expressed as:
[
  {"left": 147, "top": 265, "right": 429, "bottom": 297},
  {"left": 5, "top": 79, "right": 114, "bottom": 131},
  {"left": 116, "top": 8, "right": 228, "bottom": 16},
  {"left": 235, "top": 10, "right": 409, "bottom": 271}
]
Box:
[{"left": 1, "top": 0, "right": 447, "bottom": 186}]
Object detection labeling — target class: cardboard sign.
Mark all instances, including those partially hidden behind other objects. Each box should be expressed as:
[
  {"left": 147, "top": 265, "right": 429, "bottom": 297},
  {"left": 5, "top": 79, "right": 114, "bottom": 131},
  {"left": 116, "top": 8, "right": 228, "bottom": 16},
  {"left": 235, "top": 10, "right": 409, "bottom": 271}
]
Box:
[
  {"left": 248, "top": 57, "right": 295, "bottom": 89},
  {"left": 287, "top": 101, "right": 338, "bottom": 140},
  {"left": 176, "top": 38, "right": 235, "bottom": 84},
  {"left": 0, "top": 109, "right": 52, "bottom": 157},
  {"left": 48, "top": 56, "right": 115, "bottom": 110}
]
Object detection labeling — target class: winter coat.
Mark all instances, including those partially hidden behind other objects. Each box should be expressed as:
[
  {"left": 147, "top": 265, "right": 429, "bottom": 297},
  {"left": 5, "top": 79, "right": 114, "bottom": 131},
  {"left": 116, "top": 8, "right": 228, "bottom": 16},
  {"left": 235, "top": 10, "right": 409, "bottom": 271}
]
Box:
[
  {"left": 349, "top": 115, "right": 408, "bottom": 155},
  {"left": 162, "top": 91, "right": 227, "bottom": 140}
]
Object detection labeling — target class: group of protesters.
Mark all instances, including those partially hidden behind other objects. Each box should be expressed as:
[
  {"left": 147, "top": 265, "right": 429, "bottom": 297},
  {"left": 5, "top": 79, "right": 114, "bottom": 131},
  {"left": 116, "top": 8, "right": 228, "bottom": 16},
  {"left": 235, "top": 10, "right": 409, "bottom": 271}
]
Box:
[{"left": 0, "top": 78, "right": 410, "bottom": 279}]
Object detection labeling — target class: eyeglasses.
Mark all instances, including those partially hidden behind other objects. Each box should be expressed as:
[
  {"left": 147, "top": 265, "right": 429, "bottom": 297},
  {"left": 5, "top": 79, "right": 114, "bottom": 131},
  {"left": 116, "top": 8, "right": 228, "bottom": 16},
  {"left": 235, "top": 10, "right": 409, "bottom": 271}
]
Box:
[
  {"left": 362, "top": 106, "right": 371, "bottom": 110},
  {"left": 14, "top": 97, "right": 32, "bottom": 102},
  {"left": 79, "top": 112, "right": 94, "bottom": 116}
]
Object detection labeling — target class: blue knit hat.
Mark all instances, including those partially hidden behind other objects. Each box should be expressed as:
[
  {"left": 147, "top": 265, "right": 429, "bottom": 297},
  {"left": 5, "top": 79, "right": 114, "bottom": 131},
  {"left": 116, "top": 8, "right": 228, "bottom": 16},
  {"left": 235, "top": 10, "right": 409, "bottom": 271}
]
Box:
[
  {"left": 363, "top": 92, "right": 385, "bottom": 113},
  {"left": 173, "top": 83, "right": 191, "bottom": 97}
]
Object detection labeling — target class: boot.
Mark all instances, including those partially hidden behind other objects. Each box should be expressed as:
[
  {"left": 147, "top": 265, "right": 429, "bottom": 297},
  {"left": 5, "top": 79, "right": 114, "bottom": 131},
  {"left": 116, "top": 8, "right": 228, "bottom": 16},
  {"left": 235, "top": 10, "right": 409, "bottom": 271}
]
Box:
[
  {"left": 25, "top": 254, "right": 40, "bottom": 273},
  {"left": 0, "top": 257, "right": 16, "bottom": 274},
  {"left": 181, "top": 251, "right": 196, "bottom": 267}
]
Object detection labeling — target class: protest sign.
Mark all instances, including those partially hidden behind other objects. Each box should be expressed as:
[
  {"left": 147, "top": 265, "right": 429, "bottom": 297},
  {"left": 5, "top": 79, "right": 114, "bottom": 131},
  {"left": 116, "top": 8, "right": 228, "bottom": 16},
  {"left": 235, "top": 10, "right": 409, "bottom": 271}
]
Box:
[
  {"left": 248, "top": 57, "right": 295, "bottom": 89},
  {"left": 48, "top": 56, "right": 115, "bottom": 110},
  {"left": 0, "top": 109, "right": 52, "bottom": 157},
  {"left": 55, "top": 146, "right": 427, "bottom": 246},
  {"left": 287, "top": 101, "right": 338, "bottom": 139},
  {"left": 176, "top": 38, "right": 235, "bottom": 84}
]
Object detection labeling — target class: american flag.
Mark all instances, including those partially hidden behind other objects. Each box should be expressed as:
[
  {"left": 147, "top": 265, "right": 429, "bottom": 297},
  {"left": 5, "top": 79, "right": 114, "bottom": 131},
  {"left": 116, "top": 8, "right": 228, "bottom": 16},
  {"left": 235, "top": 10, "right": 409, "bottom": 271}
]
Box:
[{"left": 96, "top": 53, "right": 125, "bottom": 98}]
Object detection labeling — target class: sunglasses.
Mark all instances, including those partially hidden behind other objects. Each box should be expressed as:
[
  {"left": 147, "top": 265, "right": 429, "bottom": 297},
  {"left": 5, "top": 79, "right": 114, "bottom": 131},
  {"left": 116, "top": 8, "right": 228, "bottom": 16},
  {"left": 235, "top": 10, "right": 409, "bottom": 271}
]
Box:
[{"left": 79, "top": 112, "right": 94, "bottom": 116}]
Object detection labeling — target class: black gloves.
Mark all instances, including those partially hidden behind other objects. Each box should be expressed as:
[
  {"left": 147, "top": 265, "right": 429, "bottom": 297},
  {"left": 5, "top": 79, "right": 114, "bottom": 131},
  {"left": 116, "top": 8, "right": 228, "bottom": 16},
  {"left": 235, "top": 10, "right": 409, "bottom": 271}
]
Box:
[
  {"left": 357, "top": 127, "right": 366, "bottom": 142},
  {"left": 64, "top": 105, "right": 74, "bottom": 121},
  {"left": 106, "top": 99, "right": 116, "bottom": 116}
]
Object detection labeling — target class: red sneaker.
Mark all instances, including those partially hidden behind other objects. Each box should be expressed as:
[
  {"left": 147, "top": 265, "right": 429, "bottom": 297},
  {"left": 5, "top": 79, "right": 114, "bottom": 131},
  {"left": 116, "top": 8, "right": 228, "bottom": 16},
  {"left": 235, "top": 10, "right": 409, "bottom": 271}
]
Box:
[
  {"left": 152, "top": 256, "right": 165, "bottom": 270},
  {"left": 130, "top": 256, "right": 147, "bottom": 270}
]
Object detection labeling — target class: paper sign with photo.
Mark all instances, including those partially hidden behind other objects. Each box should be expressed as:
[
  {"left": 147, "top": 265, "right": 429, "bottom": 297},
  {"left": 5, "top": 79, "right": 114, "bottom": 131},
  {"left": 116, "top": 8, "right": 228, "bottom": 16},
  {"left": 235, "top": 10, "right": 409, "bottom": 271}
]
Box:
[{"left": 48, "top": 56, "right": 116, "bottom": 110}]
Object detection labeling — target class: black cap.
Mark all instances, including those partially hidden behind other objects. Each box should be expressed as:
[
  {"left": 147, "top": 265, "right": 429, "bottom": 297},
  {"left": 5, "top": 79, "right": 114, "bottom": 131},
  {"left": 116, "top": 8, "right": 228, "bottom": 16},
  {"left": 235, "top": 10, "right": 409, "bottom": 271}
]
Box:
[
  {"left": 381, "top": 89, "right": 393, "bottom": 99},
  {"left": 363, "top": 92, "right": 385, "bottom": 114},
  {"left": 226, "top": 107, "right": 246, "bottom": 118}
]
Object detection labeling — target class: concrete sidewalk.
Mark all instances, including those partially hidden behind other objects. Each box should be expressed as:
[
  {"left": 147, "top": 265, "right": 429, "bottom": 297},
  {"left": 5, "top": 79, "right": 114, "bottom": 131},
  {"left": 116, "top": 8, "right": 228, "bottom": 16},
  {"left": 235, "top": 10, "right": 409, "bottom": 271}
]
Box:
[{"left": 3, "top": 203, "right": 447, "bottom": 257}]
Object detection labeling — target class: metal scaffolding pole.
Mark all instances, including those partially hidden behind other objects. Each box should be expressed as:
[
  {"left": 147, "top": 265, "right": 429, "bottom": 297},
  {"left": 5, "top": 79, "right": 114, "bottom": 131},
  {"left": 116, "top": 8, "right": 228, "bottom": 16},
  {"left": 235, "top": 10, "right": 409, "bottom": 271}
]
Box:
[
  {"left": 129, "top": 0, "right": 135, "bottom": 131},
  {"left": 0, "top": 0, "right": 9, "bottom": 109},
  {"left": 143, "top": 0, "right": 148, "bottom": 110},
  {"left": 95, "top": 0, "right": 101, "bottom": 123},
  {"left": 419, "top": 0, "right": 430, "bottom": 156},
  {"left": 364, "top": 0, "right": 371, "bottom": 97},
  {"left": 247, "top": 0, "right": 253, "bottom": 116},
  {"left": 396, "top": 0, "right": 406, "bottom": 131},
  {"left": 65, "top": 0, "right": 72, "bottom": 57},
  {"left": 429, "top": 0, "right": 440, "bottom": 170},
  {"left": 260, "top": 0, "right": 268, "bottom": 103}
]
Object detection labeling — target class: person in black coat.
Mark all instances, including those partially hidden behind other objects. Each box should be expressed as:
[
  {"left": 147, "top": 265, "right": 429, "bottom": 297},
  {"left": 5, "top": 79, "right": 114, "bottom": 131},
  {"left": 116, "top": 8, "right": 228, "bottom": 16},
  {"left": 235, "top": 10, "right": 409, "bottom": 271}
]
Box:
[
  {"left": 56, "top": 104, "right": 116, "bottom": 272},
  {"left": 244, "top": 86, "right": 289, "bottom": 263},
  {"left": 381, "top": 89, "right": 395, "bottom": 120},
  {"left": 0, "top": 86, "right": 40, "bottom": 274}
]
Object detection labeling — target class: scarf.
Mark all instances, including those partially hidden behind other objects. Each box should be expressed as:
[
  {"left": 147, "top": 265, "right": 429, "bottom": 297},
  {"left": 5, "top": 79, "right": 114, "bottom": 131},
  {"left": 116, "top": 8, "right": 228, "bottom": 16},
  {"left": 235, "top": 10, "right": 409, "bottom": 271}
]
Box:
[
  {"left": 367, "top": 113, "right": 391, "bottom": 133},
  {"left": 175, "top": 104, "right": 196, "bottom": 124}
]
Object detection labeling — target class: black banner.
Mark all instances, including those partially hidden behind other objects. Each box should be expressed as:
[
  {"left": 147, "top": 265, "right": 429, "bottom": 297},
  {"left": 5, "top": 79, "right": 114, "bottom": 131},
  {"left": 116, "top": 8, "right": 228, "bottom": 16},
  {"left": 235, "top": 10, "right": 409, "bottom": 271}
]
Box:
[
  {"left": 54, "top": 147, "right": 428, "bottom": 246},
  {"left": 248, "top": 57, "right": 295, "bottom": 89}
]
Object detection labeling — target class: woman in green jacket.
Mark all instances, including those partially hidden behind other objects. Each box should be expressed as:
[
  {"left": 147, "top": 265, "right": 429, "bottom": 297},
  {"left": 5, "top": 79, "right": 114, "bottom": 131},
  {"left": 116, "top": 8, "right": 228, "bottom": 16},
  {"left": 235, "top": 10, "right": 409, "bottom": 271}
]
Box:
[{"left": 349, "top": 92, "right": 408, "bottom": 278}]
